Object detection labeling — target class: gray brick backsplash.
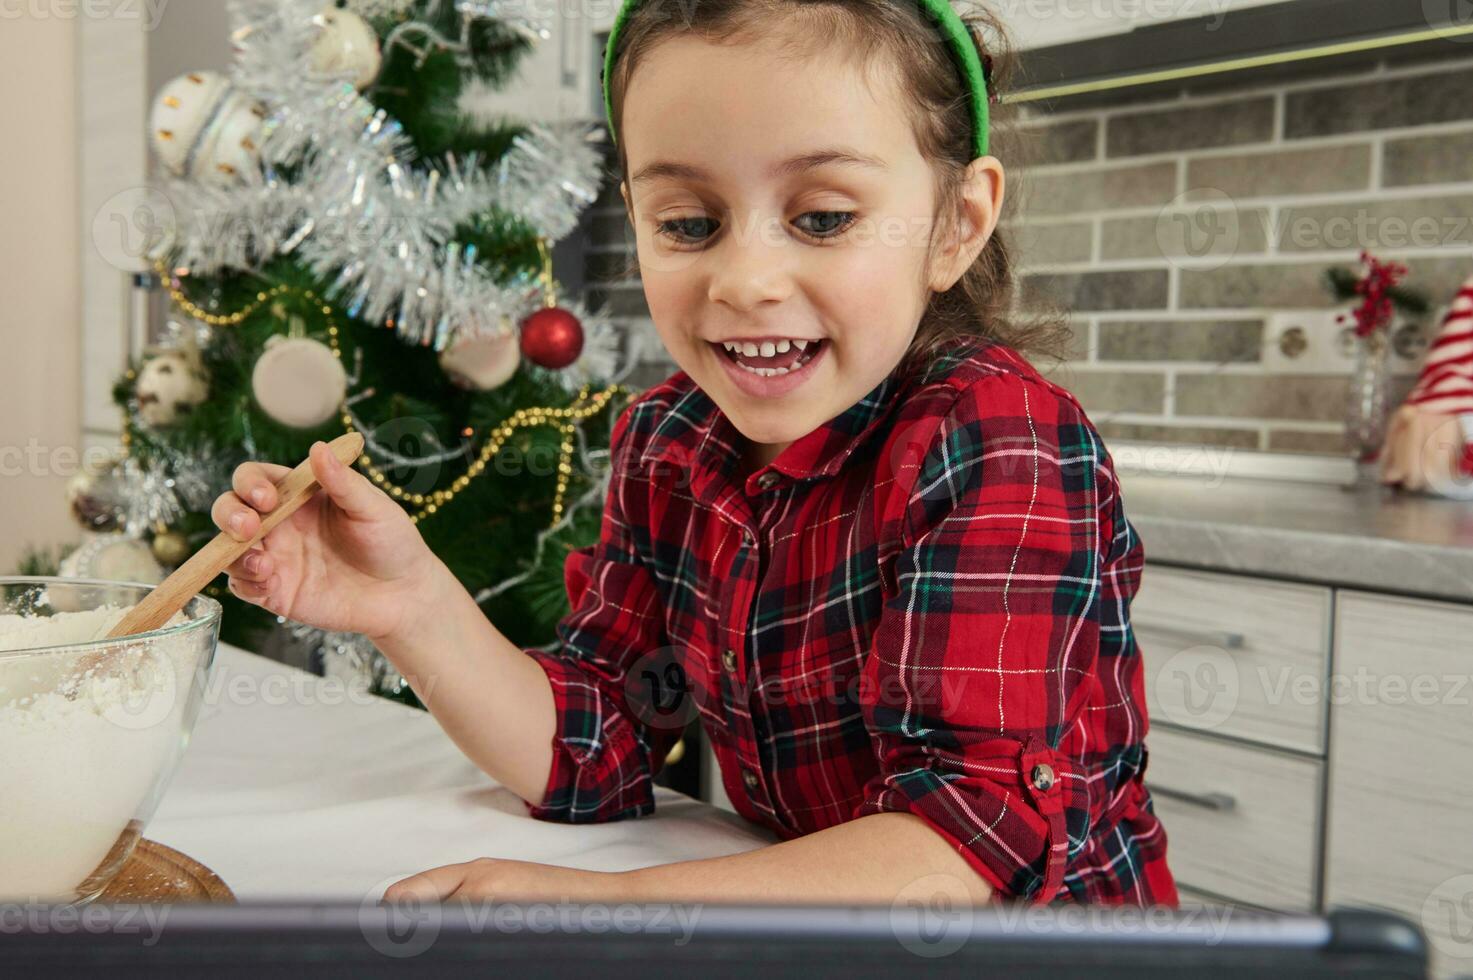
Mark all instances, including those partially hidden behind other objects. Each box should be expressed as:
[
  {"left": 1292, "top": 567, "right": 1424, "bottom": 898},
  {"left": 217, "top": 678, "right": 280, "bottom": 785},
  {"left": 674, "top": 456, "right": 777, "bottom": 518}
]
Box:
[
  {"left": 1101, "top": 207, "right": 1269, "bottom": 261},
  {"left": 1106, "top": 97, "right": 1275, "bottom": 158},
  {"left": 1022, "top": 269, "right": 1169, "bottom": 312},
  {"left": 624, "top": 360, "right": 676, "bottom": 393},
  {"left": 1266, "top": 429, "right": 1348, "bottom": 454},
  {"left": 1284, "top": 66, "right": 1473, "bottom": 139},
  {"left": 1023, "top": 161, "right": 1177, "bottom": 216},
  {"left": 1383, "top": 130, "right": 1473, "bottom": 188},
  {"left": 1014, "top": 119, "right": 1099, "bottom": 166},
  {"left": 1276, "top": 195, "right": 1473, "bottom": 252},
  {"left": 1040, "top": 367, "right": 1166, "bottom": 415},
  {"left": 1179, "top": 262, "right": 1339, "bottom": 309},
  {"left": 591, "top": 213, "right": 634, "bottom": 247},
  {"left": 1098, "top": 421, "right": 1260, "bottom": 450},
  {"left": 1175, "top": 374, "right": 1349, "bottom": 421},
  {"left": 1403, "top": 255, "right": 1473, "bottom": 303},
  {"left": 1186, "top": 143, "right": 1372, "bottom": 199},
  {"left": 1008, "top": 220, "right": 1093, "bottom": 268},
  {"left": 1097, "top": 319, "right": 1263, "bottom": 363},
  {"left": 587, "top": 285, "right": 649, "bottom": 319}
]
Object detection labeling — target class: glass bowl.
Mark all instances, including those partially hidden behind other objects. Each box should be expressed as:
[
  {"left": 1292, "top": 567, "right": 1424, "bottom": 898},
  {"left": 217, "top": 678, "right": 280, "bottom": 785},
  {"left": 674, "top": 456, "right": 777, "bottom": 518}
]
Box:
[{"left": 0, "top": 576, "right": 221, "bottom": 905}]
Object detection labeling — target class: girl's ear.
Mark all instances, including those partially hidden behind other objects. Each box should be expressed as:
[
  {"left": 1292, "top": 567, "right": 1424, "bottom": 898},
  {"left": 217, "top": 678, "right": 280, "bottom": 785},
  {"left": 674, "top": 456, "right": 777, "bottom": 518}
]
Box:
[{"left": 928, "top": 156, "right": 1005, "bottom": 293}]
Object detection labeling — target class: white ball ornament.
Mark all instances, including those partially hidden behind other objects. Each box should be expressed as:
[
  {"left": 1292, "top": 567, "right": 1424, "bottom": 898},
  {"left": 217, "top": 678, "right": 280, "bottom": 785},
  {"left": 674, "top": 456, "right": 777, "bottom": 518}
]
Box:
[
  {"left": 438, "top": 329, "right": 521, "bottom": 391},
  {"left": 59, "top": 534, "right": 166, "bottom": 587},
  {"left": 149, "top": 70, "right": 265, "bottom": 184},
  {"left": 311, "top": 5, "right": 383, "bottom": 91},
  {"left": 136, "top": 350, "right": 210, "bottom": 428},
  {"left": 252, "top": 335, "right": 349, "bottom": 429}
]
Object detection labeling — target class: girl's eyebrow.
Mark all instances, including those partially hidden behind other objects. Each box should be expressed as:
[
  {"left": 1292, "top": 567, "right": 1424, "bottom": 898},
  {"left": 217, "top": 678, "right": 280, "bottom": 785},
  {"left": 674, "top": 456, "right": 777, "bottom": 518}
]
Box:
[{"left": 630, "top": 147, "right": 889, "bottom": 188}]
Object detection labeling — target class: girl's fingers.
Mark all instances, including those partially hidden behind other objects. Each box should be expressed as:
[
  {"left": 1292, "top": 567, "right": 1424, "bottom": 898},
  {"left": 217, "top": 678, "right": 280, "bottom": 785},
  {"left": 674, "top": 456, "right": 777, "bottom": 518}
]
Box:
[
  {"left": 212, "top": 491, "right": 261, "bottom": 542},
  {"left": 226, "top": 549, "right": 271, "bottom": 583},
  {"left": 229, "top": 573, "right": 279, "bottom": 606},
  {"left": 231, "top": 461, "right": 292, "bottom": 513}
]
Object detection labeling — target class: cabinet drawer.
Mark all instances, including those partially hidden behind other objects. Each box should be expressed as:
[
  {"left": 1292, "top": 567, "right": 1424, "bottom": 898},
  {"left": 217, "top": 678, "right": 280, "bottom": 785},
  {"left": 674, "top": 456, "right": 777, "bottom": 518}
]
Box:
[
  {"left": 1134, "top": 565, "right": 1331, "bottom": 754},
  {"left": 1327, "top": 591, "right": 1473, "bottom": 980},
  {"left": 1145, "top": 726, "right": 1321, "bottom": 911}
]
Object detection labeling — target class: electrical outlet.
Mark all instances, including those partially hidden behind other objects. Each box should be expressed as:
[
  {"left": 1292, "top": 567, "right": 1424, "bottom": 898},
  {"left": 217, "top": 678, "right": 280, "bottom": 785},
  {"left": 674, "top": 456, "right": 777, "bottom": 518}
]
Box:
[{"left": 1264, "top": 310, "right": 1427, "bottom": 376}]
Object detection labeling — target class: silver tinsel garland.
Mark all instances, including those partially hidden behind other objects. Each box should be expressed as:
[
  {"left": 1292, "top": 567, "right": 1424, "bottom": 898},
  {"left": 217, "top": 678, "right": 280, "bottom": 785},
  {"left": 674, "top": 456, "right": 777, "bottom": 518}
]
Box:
[{"left": 151, "top": 0, "right": 608, "bottom": 351}]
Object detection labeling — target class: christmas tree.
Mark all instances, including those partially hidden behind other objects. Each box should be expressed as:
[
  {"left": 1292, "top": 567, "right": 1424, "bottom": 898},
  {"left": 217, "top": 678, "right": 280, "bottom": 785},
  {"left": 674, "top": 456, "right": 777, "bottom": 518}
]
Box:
[{"left": 28, "top": 0, "right": 637, "bottom": 706}]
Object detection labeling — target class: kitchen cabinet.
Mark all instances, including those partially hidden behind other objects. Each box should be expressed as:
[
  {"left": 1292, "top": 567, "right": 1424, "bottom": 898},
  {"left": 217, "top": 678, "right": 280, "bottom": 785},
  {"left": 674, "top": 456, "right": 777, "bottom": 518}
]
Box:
[
  {"left": 1325, "top": 591, "right": 1473, "bottom": 978},
  {"left": 1136, "top": 566, "right": 1473, "bottom": 979}
]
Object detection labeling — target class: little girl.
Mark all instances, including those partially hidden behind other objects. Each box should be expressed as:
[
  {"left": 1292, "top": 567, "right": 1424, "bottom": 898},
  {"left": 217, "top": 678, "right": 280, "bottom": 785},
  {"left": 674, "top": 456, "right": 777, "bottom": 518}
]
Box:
[{"left": 213, "top": 0, "right": 1177, "bottom": 908}]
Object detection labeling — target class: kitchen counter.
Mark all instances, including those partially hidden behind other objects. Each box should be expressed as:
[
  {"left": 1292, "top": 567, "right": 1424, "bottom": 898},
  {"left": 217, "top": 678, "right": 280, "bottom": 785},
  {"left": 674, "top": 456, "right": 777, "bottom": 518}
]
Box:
[{"left": 1117, "top": 470, "right": 1473, "bottom": 602}]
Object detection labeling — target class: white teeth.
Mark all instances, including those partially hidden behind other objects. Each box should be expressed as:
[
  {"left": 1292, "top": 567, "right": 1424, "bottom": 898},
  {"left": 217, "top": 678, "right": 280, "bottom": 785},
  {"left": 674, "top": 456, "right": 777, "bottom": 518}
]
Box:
[
  {"left": 717, "top": 337, "right": 823, "bottom": 380},
  {"left": 735, "top": 363, "right": 789, "bottom": 377}
]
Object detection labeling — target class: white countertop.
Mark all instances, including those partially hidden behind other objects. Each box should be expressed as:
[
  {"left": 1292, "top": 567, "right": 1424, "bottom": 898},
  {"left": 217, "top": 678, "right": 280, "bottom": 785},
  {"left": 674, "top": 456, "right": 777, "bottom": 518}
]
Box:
[
  {"left": 1117, "top": 470, "right": 1473, "bottom": 601},
  {"left": 147, "top": 643, "right": 777, "bottom": 903}
]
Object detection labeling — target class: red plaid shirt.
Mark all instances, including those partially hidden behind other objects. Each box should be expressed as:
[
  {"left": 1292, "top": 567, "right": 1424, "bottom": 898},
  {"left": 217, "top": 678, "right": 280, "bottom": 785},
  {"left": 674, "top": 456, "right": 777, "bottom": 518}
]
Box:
[{"left": 523, "top": 336, "right": 1178, "bottom": 906}]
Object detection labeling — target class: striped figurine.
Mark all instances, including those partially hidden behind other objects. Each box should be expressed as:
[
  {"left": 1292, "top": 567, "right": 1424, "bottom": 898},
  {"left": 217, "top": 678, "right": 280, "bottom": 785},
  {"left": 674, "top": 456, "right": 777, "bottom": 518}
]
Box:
[{"left": 1380, "top": 272, "right": 1473, "bottom": 497}]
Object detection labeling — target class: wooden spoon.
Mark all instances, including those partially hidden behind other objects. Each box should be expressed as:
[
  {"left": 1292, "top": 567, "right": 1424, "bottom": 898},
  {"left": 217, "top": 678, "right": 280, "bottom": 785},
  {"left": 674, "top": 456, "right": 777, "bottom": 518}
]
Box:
[{"left": 84, "top": 432, "right": 365, "bottom": 650}]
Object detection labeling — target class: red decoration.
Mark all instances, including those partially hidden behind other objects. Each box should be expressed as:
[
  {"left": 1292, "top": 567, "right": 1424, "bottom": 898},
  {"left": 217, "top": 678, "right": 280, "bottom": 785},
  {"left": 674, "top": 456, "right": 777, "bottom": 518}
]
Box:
[
  {"left": 1337, "top": 249, "right": 1409, "bottom": 339},
  {"left": 519, "top": 306, "right": 584, "bottom": 369}
]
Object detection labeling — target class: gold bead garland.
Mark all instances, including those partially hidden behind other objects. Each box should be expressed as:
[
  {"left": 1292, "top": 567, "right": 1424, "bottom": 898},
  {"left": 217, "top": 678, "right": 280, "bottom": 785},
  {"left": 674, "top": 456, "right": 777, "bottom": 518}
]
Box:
[
  {"left": 153, "top": 258, "right": 290, "bottom": 326},
  {"left": 150, "top": 261, "right": 634, "bottom": 529}
]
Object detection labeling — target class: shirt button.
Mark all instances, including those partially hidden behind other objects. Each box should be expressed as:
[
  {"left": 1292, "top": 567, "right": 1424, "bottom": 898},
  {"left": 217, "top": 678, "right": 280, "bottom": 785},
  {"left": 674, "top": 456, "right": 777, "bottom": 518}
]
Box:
[
  {"left": 722, "top": 648, "right": 738, "bottom": 673},
  {"left": 742, "top": 768, "right": 760, "bottom": 792},
  {"left": 756, "top": 471, "right": 780, "bottom": 490},
  {"left": 1031, "top": 763, "right": 1055, "bottom": 791}
]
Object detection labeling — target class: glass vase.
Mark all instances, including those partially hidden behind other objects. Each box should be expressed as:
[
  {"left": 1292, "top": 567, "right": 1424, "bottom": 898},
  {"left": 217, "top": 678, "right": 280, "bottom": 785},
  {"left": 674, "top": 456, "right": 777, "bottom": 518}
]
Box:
[{"left": 1344, "top": 328, "right": 1391, "bottom": 475}]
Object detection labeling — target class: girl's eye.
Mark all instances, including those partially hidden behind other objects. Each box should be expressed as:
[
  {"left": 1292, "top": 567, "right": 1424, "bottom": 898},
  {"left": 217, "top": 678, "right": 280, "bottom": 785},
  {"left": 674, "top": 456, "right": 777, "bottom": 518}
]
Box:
[
  {"left": 794, "top": 211, "right": 856, "bottom": 238},
  {"left": 654, "top": 216, "right": 719, "bottom": 245},
  {"left": 652, "top": 211, "right": 857, "bottom": 247}
]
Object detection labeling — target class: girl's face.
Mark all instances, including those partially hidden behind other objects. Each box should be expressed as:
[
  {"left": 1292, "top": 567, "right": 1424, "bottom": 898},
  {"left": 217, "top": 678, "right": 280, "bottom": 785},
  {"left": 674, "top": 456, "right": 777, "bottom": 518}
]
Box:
[{"left": 619, "top": 30, "right": 1002, "bottom": 471}]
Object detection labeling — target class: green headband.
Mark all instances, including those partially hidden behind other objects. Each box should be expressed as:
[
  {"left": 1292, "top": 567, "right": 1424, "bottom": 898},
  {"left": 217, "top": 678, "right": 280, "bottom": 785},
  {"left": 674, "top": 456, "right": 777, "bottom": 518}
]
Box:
[{"left": 601, "top": 0, "right": 991, "bottom": 160}]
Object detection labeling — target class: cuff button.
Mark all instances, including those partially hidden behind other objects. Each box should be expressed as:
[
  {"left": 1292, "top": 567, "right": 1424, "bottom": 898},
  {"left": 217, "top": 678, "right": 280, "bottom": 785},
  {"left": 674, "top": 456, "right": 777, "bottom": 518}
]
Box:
[{"left": 1031, "top": 763, "right": 1055, "bottom": 791}]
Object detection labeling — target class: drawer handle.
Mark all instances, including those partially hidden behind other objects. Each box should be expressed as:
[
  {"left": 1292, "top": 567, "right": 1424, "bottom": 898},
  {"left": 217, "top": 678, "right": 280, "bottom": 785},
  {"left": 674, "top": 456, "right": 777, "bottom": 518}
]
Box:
[
  {"left": 1135, "top": 619, "right": 1246, "bottom": 651},
  {"left": 1148, "top": 782, "right": 1237, "bottom": 812}
]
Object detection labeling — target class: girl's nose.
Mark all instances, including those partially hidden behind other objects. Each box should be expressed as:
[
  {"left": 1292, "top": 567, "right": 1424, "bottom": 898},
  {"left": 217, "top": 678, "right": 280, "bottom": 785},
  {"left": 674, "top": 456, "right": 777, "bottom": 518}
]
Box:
[{"left": 707, "top": 215, "right": 795, "bottom": 311}]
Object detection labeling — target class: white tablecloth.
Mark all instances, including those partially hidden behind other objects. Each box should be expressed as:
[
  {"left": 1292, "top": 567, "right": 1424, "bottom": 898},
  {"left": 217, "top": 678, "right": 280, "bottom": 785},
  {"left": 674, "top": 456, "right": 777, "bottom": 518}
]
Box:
[{"left": 147, "top": 643, "right": 777, "bottom": 902}]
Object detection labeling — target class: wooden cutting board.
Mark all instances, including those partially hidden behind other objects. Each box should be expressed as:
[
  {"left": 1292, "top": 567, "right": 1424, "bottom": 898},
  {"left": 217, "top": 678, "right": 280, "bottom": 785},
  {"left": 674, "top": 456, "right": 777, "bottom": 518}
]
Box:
[{"left": 96, "top": 838, "right": 235, "bottom": 903}]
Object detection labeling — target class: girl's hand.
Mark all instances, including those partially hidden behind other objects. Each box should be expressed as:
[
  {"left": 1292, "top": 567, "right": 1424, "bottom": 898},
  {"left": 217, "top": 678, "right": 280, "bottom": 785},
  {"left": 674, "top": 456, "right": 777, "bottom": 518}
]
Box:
[
  {"left": 381, "top": 858, "right": 631, "bottom": 904},
  {"left": 210, "top": 440, "right": 437, "bottom": 643}
]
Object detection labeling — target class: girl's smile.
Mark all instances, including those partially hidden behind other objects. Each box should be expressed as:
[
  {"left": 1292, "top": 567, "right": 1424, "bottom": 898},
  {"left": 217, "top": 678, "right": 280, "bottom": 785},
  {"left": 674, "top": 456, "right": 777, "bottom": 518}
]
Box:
[{"left": 709, "top": 336, "right": 830, "bottom": 398}]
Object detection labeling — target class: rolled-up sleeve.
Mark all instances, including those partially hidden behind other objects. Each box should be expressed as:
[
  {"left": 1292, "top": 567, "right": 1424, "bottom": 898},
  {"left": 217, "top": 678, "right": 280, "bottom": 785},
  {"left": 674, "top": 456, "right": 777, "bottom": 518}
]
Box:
[
  {"left": 522, "top": 402, "right": 681, "bottom": 824},
  {"left": 855, "top": 373, "right": 1108, "bottom": 903}
]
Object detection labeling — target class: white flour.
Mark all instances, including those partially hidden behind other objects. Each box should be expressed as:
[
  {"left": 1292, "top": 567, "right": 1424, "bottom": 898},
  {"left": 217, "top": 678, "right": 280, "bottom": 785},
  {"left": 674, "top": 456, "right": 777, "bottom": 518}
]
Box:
[{"left": 0, "top": 603, "right": 200, "bottom": 901}]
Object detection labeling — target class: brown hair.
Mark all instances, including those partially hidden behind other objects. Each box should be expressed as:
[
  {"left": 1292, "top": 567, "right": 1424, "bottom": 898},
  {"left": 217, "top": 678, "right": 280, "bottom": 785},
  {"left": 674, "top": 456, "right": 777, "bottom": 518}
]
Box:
[{"left": 605, "top": 0, "right": 1074, "bottom": 381}]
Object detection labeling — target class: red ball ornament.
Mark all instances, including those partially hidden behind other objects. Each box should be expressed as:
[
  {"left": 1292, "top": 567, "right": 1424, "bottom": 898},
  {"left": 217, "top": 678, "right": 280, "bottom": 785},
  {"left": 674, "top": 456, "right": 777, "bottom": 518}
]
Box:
[{"left": 519, "top": 306, "right": 584, "bottom": 369}]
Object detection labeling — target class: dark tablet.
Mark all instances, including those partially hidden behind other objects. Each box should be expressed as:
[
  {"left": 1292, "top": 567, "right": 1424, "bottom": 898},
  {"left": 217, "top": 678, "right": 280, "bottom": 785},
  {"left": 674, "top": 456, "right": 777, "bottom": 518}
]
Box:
[{"left": 0, "top": 900, "right": 1428, "bottom": 979}]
